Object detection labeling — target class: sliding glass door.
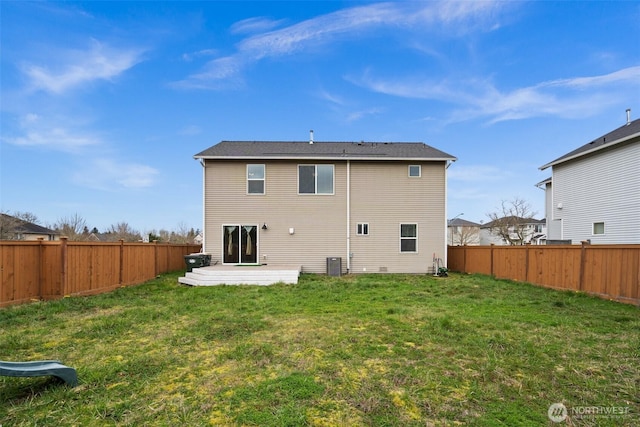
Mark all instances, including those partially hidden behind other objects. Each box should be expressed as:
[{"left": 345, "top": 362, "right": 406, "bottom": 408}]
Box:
[{"left": 223, "top": 225, "right": 258, "bottom": 264}]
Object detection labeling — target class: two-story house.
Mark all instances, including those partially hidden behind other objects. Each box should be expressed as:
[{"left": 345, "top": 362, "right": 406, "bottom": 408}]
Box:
[
  {"left": 479, "top": 217, "right": 546, "bottom": 245},
  {"left": 193, "top": 139, "right": 456, "bottom": 275},
  {"left": 447, "top": 218, "right": 481, "bottom": 246},
  {"left": 539, "top": 114, "right": 640, "bottom": 244}
]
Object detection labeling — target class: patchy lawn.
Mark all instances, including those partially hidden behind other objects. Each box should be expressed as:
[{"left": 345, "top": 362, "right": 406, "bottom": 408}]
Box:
[{"left": 1, "top": 272, "right": 638, "bottom": 426}]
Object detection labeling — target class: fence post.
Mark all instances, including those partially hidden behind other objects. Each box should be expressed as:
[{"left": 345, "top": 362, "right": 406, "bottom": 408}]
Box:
[
  {"left": 462, "top": 245, "right": 467, "bottom": 273},
  {"left": 153, "top": 240, "right": 159, "bottom": 276},
  {"left": 579, "top": 240, "right": 588, "bottom": 291},
  {"left": 119, "top": 239, "right": 124, "bottom": 285},
  {"left": 490, "top": 244, "right": 495, "bottom": 277},
  {"left": 525, "top": 245, "right": 530, "bottom": 283},
  {"left": 37, "top": 238, "right": 44, "bottom": 299},
  {"left": 60, "top": 237, "right": 68, "bottom": 296}
]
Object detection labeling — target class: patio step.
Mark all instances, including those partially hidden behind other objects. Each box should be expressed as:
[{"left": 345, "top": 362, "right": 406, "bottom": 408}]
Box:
[{"left": 178, "top": 265, "right": 301, "bottom": 286}]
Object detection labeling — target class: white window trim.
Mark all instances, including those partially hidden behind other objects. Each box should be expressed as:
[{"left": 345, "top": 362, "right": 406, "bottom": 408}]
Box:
[
  {"left": 408, "top": 165, "right": 421, "bottom": 178},
  {"left": 297, "top": 164, "right": 335, "bottom": 195},
  {"left": 592, "top": 221, "right": 605, "bottom": 235},
  {"left": 356, "top": 223, "right": 369, "bottom": 236},
  {"left": 247, "top": 164, "right": 265, "bottom": 195},
  {"left": 399, "top": 223, "right": 418, "bottom": 253}
]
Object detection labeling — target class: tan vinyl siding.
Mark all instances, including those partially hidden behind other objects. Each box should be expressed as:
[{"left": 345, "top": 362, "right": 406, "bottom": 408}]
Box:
[
  {"left": 203, "top": 159, "right": 447, "bottom": 273},
  {"left": 204, "top": 160, "right": 346, "bottom": 273},
  {"left": 349, "top": 161, "right": 446, "bottom": 273}
]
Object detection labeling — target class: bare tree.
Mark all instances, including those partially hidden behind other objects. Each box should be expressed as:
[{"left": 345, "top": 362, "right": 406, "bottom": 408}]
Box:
[
  {"left": 146, "top": 224, "right": 197, "bottom": 243},
  {"left": 0, "top": 211, "right": 22, "bottom": 240},
  {"left": 13, "top": 211, "right": 39, "bottom": 224},
  {"left": 449, "top": 224, "right": 480, "bottom": 246},
  {"left": 106, "top": 222, "right": 142, "bottom": 242},
  {"left": 172, "top": 222, "right": 197, "bottom": 244},
  {"left": 486, "top": 198, "right": 537, "bottom": 245},
  {"left": 54, "top": 213, "right": 88, "bottom": 241}
]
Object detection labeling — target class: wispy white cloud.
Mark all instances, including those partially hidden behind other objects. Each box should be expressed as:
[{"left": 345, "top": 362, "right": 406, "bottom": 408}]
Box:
[
  {"left": 175, "top": 1, "right": 508, "bottom": 89},
  {"left": 346, "top": 107, "right": 384, "bottom": 122},
  {"left": 2, "top": 113, "right": 101, "bottom": 152},
  {"left": 230, "top": 17, "right": 286, "bottom": 35},
  {"left": 4, "top": 112, "right": 158, "bottom": 191},
  {"left": 316, "top": 89, "right": 346, "bottom": 106},
  {"left": 22, "top": 40, "right": 145, "bottom": 94},
  {"left": 73, "top": 159, "right": 159, "bottom": 190},
  {"left": 353, "top": 66, "right": 640, "bottom": 123},
  {"left": 181, "top": 49, "right": 217, "bottom": 62}
]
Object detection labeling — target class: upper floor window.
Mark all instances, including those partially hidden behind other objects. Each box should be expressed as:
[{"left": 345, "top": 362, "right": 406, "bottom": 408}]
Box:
[
  {"left": 299, "top": 164, "right": 334, "bottom": 195},
  {"left": 247, "top": 164, "right": 265, "bottom": 194},
  {"left": 408, "top": 165, "right": 421, "bottom": 177},
  {"left": 593, "top": 222, "right": 605, "bottom": 235}
]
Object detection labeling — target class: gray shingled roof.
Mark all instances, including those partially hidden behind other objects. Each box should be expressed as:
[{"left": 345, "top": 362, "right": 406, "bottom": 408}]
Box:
[
  {"left": 1, "top": 214, "right": 57, "bottom": 235},
  {"left": 195, "top": 141, "right": 456, "bottom": 161},
  {"left": 540, "top": 118, "right": 640, "bottom": 170},
  {"left": 448, "top": 218, "right": 481, "bottom": 227}
]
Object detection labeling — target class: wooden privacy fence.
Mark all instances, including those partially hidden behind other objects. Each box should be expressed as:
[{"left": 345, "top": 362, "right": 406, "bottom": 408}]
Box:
[
  {"left": 448, "top": 243, "right": 640, "bottom": 305},
  {"left": 0, "top": 238, "right": 202, "bottom": 307}
]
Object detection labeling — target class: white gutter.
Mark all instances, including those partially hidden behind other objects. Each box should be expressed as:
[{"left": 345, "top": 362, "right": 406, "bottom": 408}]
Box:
[
  {"left": 195, "top": 155, "right": 457, "bottom": 162},
  {"left": 346, "top": 160, "right": 351, "bottom": 274}
]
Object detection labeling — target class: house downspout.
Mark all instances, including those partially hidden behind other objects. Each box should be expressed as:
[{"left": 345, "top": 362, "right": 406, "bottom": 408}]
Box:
[
  {"left": 199, "top": 159, "right": 206, "bottom": 252},
  {"left": 444, "top": 160, "right": 453, "bottom": 268},
  {"left": 346, "top": 160, "right": 351, "bottom": 274}
]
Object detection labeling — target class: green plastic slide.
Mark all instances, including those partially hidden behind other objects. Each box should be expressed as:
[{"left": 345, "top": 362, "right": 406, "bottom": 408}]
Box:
[{"left": 0, "top": 360, "right": 78, "bottom": 387}]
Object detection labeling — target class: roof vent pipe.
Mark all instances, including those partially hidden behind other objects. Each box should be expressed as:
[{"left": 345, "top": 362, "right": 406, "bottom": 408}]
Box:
[
  {"left": 309, "top": 129, "right": 314, "bottom": 144},
  {"left": 626, "top": 108, "right": 631, "bottom": 126}
]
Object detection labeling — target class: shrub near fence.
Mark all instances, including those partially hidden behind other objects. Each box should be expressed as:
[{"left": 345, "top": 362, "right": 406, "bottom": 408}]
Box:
[
  {"left": 0, "top": 238, "right": 201, "bottom": 307},
  {"left": 448, "top": 243, "right": 640, "bottom": 305}
]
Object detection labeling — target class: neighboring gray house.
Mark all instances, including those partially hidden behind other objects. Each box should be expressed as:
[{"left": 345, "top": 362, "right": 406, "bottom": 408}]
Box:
[
  {"left": 194, "top": 139, "right": 457, "bottom": 274},
  {"left": 447, "top": 218, "right": 481, "bottom": 246},
  {"left": 0, "top": 214, "right": 58, "bottom": 241},
  {"left": 539, "top": 115, "right": 640, "bottom": 244},
  {"left": 479, "top": 217, "right": 546, "bottom": 245}
]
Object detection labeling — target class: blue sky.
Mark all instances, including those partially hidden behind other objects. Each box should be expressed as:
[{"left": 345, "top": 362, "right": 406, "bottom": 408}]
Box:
[{"left": 1, "top": 1, "right": 639, "bottom": 233}]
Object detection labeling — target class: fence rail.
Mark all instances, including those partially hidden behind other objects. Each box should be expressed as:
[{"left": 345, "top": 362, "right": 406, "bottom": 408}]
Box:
[
  {"left": 0, "top": 238, "right": 201, "bottom": 307},
  {"left": 448, "top": 243, "right": 640, "bottom": 305}
]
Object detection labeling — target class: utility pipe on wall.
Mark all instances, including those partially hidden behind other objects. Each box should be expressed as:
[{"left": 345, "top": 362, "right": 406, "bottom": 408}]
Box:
[{"left": 346, "top": 160, "right": 351, "bottom": 273}]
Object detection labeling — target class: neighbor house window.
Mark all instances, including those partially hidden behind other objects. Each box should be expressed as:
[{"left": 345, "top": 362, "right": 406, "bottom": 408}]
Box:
[
  {"left": 408, "top": 165, "right": 421, "bottom": 177},
  {"left": 298, "top": 164, "right": 334, "bottom": 194},
  {"left": 247, "top": 164, "right": 265, "bottom": 194},
  {"left": 400, "top": 223, "right": 418, "bottom": 252},
  {"left": 593, "top": 222, "right": 605, "bottom": 235},
  {"left": 357, "top": 223, "right": 369, "bottom": 236}
]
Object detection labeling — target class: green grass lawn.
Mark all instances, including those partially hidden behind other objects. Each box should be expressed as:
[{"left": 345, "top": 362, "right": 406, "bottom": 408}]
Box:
[{"left": 1, "top": 272, "right": 638, "bottom": 426}]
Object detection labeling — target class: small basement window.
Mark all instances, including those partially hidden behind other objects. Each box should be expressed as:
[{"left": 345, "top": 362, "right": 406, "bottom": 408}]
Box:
[{"left": 356, "top": 223, "right": 369, "bottom": 236}]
